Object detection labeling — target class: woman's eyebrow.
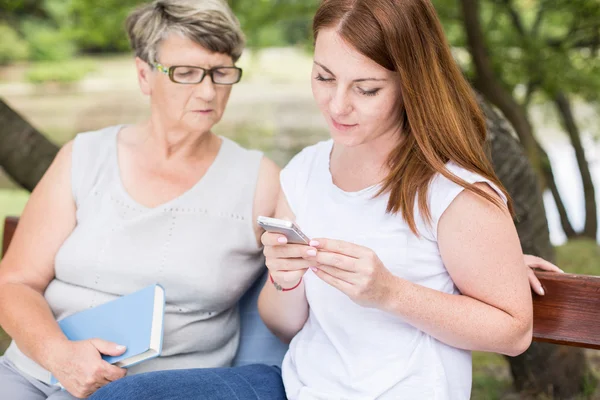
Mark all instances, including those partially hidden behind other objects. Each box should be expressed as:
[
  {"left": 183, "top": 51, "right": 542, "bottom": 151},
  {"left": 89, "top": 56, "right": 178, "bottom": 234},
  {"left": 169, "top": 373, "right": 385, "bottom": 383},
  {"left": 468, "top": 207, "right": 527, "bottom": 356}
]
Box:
[{"left": 314, "top": 61, "right": 387, "bottom": 82}]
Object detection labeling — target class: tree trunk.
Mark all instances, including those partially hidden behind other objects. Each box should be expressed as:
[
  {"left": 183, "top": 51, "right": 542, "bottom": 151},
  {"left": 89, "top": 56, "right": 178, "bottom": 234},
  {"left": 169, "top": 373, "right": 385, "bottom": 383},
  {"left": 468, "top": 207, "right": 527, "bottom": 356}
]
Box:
[
  {"left": 554, "top": 92, "right": 597, "bottom": 239},
  {"left": 0, "top": 98, "right": 58, "bottom": 192},
  {"left": 479, "top": 96, "right": 590, "bottom": 398},
  {"left": 460, "top": 0, "right": 541, "bottom": 174},
  {"left": 481, "top": 97, "right": 554, "bottom": 259},
  {"left": 459, "top": 0, "right": 581, "bottom": 243}
]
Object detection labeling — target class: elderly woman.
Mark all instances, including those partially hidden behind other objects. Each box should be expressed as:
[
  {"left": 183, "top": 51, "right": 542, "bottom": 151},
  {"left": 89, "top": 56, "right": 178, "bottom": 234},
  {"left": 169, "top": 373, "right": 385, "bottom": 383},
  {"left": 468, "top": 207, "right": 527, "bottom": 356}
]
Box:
[{"left": 0, "top": 0, "right": 285, "bottom": 398}]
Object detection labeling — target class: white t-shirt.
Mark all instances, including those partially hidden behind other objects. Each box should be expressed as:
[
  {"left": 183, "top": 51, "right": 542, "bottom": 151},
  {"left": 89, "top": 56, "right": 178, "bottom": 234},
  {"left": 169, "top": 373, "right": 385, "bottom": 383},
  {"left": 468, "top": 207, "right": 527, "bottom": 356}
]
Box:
[{"left": 280, "top": 140, "right": 507, "bottom": 400}]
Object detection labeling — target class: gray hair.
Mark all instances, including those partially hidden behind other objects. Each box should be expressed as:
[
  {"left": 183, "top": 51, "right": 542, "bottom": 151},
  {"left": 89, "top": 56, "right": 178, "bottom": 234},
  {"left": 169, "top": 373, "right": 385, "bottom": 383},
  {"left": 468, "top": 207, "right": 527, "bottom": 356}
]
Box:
[{"left": 125, "top": 0, "right": 245, "bottom": 64}]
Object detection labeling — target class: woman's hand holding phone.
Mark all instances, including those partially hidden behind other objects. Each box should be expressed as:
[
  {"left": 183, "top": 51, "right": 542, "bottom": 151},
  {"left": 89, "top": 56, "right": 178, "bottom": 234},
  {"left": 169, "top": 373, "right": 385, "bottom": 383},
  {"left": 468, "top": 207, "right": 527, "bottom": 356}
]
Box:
[{"left": 261, "top": 231, "right": 317, "bottom": 290}]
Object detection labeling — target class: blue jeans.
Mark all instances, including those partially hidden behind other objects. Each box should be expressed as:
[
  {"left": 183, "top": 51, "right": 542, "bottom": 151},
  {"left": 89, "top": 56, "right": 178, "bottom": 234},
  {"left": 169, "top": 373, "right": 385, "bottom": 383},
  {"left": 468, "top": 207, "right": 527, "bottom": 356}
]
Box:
[{"left": 90, "top": 364, "right": 286, "bottom": 400}]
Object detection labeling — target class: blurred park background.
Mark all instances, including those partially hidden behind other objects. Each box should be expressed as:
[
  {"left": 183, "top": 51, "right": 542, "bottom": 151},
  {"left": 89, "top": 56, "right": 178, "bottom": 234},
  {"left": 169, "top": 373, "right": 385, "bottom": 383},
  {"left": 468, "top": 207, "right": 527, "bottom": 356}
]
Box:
[{"left": 0, "top": 0, "right": 599, "bottom": 398}]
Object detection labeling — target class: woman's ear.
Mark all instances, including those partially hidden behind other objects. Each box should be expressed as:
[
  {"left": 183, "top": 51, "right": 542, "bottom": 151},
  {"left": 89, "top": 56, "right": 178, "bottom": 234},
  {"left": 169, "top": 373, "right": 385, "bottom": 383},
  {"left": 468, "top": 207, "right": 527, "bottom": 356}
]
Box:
[{"left": 135, "top": 57, "right": 152, "bottom": 96}]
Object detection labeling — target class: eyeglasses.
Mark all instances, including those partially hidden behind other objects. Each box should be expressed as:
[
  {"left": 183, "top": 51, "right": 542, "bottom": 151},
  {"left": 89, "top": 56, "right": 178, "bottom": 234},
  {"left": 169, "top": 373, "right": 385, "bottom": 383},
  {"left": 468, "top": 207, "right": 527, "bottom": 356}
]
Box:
[{"left": 153, "top": 62, "right": 243, "bottom": 85}]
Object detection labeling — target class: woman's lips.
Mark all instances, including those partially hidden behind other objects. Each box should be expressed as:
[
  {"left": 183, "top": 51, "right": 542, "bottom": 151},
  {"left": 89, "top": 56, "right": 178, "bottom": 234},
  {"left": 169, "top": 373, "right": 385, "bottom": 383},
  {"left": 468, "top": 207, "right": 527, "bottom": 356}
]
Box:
[{"left": 331, "top": 118, "right": 358, "bottom": 131}]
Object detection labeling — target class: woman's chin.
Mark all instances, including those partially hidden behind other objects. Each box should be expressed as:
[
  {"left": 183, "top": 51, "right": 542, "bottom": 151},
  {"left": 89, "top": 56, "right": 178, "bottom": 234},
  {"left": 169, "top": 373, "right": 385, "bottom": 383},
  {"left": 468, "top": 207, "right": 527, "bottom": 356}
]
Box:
[
  {"left": 329, "top": 130, "right": 365, "bottom": 147},
  {"left": 182, "top": 118, "right": 217, "bottom": 133}
]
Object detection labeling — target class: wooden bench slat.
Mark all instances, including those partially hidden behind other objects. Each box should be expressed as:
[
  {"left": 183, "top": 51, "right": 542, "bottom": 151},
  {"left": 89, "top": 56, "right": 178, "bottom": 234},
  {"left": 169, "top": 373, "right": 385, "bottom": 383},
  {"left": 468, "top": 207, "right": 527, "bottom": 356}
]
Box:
[
  {"left": 3, "top": 216, "right": 600, "bottom": 349},
  {"left": 2, "top": 216, "right": 18, "bottom": 257},
  {"left": 533, "top": 271, "right": 600, "bottom": 349}
]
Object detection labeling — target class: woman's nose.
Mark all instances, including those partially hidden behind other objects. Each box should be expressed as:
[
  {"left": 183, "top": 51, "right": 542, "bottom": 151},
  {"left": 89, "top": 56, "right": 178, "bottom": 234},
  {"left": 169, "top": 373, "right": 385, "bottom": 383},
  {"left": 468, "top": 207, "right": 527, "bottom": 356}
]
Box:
[
  {"left": 329, "top": 88, "right": 352, "bottom": 117},
  {"left": 193, "top": 76, "right": 216, "bottom": 102}
]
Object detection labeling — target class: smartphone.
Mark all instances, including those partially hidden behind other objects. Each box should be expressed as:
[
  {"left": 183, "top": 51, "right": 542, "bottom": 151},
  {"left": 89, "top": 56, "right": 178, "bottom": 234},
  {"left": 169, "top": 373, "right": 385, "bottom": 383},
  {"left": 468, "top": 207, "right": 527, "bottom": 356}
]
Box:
[{"left": 257, "top": 216, "right": 310, "bottom": 245}]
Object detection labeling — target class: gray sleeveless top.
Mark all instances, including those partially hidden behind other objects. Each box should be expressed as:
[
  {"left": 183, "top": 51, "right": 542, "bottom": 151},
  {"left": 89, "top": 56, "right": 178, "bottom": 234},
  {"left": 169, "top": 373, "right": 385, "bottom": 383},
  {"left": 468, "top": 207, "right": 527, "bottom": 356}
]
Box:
[{"left": 5, "top": 125, "right": 266, "bottom": 383}]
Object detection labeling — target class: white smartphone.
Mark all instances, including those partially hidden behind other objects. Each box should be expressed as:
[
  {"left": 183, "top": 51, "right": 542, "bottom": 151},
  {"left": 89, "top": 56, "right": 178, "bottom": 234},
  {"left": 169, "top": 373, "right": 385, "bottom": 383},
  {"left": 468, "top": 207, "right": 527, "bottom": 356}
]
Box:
[{"left": 257, "top": 216, "right": 310, "bottom": 245}]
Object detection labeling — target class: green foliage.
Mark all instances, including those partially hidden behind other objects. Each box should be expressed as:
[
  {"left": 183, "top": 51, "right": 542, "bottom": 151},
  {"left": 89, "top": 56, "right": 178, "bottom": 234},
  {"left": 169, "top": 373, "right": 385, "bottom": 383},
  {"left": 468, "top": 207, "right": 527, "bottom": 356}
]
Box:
[
  {"left": 0, "top": 1, "right": 73, "bottom": 62},
  {"left": 253, "top": 25, "right": 289, "bottom": 48},
  {"left": 434, "top": 0, "right": 600, "bottom": 105},
  {"left": 0, "top": 0, "right": 321, "bottom": 61},
  {"left": 0, "top": 0, "right": 146, "bottom": 61},
  {"left": 228, "top": 0, "right": 319, "bottom": 48},
  {"left": 0, "top": 0, "right": 48, "bottom": 20},
  {"left": 25, "top": 59, "right": 96, "bottom": 84},
  {"left": 0, "top": 23, "right": 30, "bottom": 65},
  {"left": 65, "top": 0, "right": 147, "bottom": 53},
  {"left": 20, "top": 20, "right": 75, "bottom": 62}
]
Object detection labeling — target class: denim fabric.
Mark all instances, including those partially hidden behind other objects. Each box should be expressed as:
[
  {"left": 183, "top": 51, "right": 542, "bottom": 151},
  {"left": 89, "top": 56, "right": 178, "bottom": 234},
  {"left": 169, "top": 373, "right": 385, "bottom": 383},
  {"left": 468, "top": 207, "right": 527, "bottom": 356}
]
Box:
[{"left": 89, "top": 364, "right": 286, "bottom": 400}]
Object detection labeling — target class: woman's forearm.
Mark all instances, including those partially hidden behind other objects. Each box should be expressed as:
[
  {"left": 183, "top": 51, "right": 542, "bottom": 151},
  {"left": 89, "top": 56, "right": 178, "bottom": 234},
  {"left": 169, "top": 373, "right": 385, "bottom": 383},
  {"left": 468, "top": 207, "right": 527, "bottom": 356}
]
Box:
[
  {"left": 382, "top": 276, "right": 532, "bottom": 356},
  {"left": 0, "top": 283, "right": 68, "bottom": 369},
  {"left": 257, "top": 279, "right": 309, "bottom": 343}
]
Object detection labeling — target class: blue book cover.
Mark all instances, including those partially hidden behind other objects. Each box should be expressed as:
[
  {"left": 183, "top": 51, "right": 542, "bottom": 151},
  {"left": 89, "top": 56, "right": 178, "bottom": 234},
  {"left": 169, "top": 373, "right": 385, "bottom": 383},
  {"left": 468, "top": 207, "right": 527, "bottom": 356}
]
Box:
[{"left": 50, "top": 284, "right": 165, "bottom": 384}]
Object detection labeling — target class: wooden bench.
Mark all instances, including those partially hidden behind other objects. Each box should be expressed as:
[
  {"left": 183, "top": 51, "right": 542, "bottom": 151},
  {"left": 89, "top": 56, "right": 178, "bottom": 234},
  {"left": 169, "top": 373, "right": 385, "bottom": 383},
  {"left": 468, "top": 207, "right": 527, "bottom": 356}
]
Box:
[{"left": 2, "top": 216, "right": 600, "bottom": 349}]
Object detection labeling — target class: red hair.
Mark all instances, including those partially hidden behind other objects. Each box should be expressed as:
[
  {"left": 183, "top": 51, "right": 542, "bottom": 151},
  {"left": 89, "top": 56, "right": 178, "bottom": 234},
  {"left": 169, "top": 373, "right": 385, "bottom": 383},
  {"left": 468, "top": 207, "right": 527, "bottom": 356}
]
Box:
[{"left": 313, "top": 0, "right": 513, "bottom": 234}]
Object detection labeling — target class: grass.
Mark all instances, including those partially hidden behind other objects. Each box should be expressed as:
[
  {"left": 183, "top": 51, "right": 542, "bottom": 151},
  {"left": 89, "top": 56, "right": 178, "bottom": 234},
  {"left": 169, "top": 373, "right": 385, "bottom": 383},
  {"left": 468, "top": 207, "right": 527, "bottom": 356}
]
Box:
[
  {"left": 556, "top": 238, "right": 600, "bottom": 276},
  {"left": 472, "top": 352, "right": 512, "bottom": 399}
]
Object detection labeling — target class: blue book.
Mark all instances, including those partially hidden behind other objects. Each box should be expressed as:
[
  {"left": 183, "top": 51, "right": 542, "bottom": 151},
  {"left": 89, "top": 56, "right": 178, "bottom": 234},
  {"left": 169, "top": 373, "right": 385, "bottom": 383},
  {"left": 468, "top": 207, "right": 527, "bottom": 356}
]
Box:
[{"left": 50, "top": 284, "right": 165, "bottom": 384}]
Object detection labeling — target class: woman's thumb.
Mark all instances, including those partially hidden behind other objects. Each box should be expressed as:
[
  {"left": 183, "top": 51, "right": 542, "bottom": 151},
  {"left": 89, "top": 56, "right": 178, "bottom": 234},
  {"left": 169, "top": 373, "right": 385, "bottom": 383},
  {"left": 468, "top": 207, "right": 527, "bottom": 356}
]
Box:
[{"left": 90, "top": 339, "right": 127, "bottom": 356}]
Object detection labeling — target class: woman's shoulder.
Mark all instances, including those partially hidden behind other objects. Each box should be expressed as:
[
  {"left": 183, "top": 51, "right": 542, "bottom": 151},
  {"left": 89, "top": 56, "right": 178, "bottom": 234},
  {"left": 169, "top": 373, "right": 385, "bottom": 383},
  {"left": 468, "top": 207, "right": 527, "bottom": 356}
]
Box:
[
  {"left": 70, "top": 124, "right": 122, "bottom": 169},
  {"left": 420, "top": 161, "right": 508, "bottom": 240},
  {"left": 70, "top": 125, "right": 121, "bottom": 205},
  {"left": 430, "top": 161, "right": 475, "bottom": 186},
  {"left": 73, "top": 125, "right": 120, "bottom": 148},
  {"left": 277, "top": 140, "right": 332, "bottom": 213},
  {"left": 70, "top": 125, "right": 122, "bottom": 168},
  {"left": 220, "top": 136, "right": 264, "bottom": 165},
  {"left": 428, "top": 161, "right": 506, "bottom": 203}
]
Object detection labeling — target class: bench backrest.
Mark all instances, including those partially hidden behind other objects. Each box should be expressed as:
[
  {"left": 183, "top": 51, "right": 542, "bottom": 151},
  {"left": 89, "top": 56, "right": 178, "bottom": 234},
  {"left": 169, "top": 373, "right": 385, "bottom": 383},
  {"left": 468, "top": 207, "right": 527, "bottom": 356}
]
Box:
[
  {"left": 2, "top": 217, "right": 17, "bottom": 260},
  {"left": 3, "top": 216, "right": 600, "bottom": 349},
  {"left": 531, "top": 271, "right": 600, "bottom": 349}
]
